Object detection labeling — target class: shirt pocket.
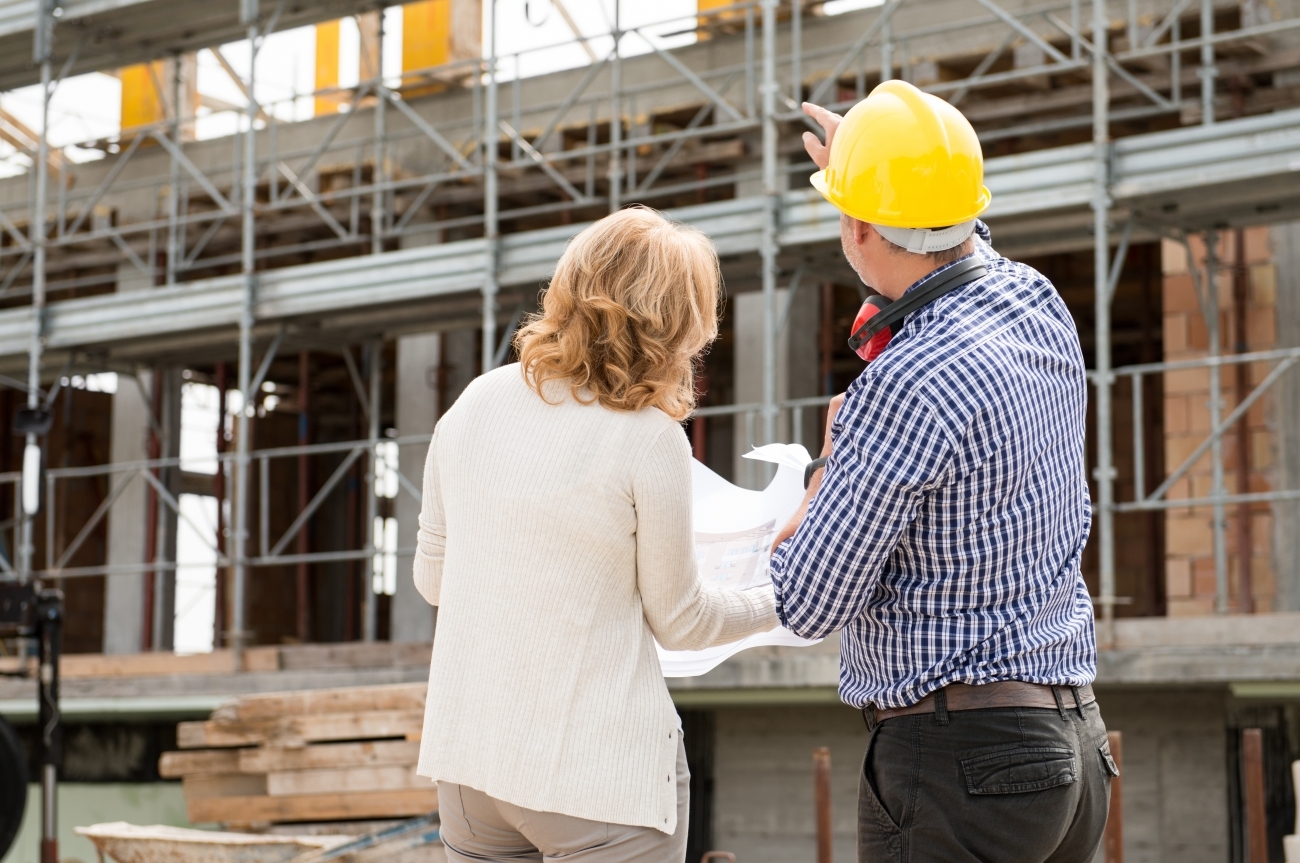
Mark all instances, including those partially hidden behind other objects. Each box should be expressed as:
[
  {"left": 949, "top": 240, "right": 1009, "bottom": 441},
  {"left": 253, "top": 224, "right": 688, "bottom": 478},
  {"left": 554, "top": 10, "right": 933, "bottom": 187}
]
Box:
[{"left": 958, "top": 745, "right": 1077, "bottom": 795}]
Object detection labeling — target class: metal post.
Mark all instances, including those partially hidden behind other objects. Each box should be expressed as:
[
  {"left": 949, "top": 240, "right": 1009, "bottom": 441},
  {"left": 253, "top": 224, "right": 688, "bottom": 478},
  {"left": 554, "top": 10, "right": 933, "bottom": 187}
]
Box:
[
  {"left": 813, "top": 747, "right": 832, "bottom": 863},
  {"left": 1205, "top": 231, "right": 1228, "bottom": 612},
  {"left": 1091, "top": 0, "right": 1117, "bottom": 644},
  {"left": 1103, "top": 731, "right": 1124, "bottom": 863},
  {"left": 792, "top": 0, "right": 802, "bottom": 103},
  {"left": 1199, "top": 0, "right": 1215, "bottom": 124},
  {"left": 1242, "top": 728, "right": 1269, "bottom": 863},
  {"left": 1071, "top": 0, "right": 1082, "bottom": 59},
  {"left": 372, "top": 8, "right": 386, "bottom": 256},
  {"left": 232, "top": 6, "right": 260, "bottom": 670},
  {"left": 166, "top": 53, "right": 182, "bottom": 285},
  {"left": 36, "top": 590, "right": 61, "bottom": 863},
  {"left": 364, "top": 341, "right": 381, "bottom": 642},
  {"left": 882, "top": 19, "right": 893, "bottom": 84},
  {"left": 21, "top": 11, "right": 53, "bottom": 586},
  {"left": 761, "top": 0, "right": 779, "bottom": 458},
  {"left": 609, "top": 2, "right": 623, "bottom": 212},
  {"left": 482, "top": 0, "right": 499, "bottom": 373}
]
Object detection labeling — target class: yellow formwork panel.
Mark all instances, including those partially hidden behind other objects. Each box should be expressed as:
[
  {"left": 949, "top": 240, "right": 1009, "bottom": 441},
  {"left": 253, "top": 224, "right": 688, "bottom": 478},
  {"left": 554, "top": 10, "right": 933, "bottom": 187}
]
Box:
[
  {"left": 315, "top": 20, "right": 342, "bottom": 116},
  {"left": 403, "top": 0, "right": 452, "bottom": 73},
  {"left": 401, "top": 0, "right": 480, "bottom": 96},
  {"left": 119, "top": 62, "right": 167, "bottom": 131}
]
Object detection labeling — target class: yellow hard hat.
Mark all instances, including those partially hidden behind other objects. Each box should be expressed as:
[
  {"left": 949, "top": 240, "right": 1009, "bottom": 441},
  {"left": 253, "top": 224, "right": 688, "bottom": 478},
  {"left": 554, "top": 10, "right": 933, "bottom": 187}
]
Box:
[{"left": 810, "top": 80, "right": 991, "bottom": 229}]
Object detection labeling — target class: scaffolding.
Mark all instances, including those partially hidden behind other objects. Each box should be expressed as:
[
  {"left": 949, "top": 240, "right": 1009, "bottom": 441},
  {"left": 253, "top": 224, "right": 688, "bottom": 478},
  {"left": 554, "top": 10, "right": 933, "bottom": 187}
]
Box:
[{"left": 2, "top": 0, "right": 1300, "bottom": 661}]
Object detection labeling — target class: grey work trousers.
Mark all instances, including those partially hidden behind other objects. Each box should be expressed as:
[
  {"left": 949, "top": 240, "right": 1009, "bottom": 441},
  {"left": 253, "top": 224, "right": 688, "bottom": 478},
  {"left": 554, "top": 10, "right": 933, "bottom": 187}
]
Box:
[
  {"left": 438, "top": 738, "right": 689, "bottom": 863},
  {"left": 859, "top": 696, "right": 1115, "bottom": 863}
]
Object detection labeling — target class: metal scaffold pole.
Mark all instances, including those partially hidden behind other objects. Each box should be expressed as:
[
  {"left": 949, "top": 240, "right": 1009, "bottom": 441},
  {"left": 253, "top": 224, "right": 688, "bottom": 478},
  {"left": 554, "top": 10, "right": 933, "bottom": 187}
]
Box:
[
  {"left": 364, "top": 341, "right": 382, "bottom": 642},
  {"left": 760, "top": 0, "right": 779, "bottom": 453},
  {"left": 30, "top": 8, "right": 55, "bottom": 858},
  {"left": 1205, "top": 231, "right": 1228, "bottom": 612},
  {"left": 232, "top": 0, "right": 260, "bottom": 670},
  {"left": 609, "top": 1, "right": 622, "bottom": 212},
  {"left": 482, "top": 0, "right": 499, "bottom": 374},
  {"left": 373, "top": 8, "right": 386, "bottom": 257},
  {"left": 19, "top": 11, "right": 53, "bottom": 586},
  {"left": 166, "top": 52, "right": 182, "bottom": 285},
  {"left": 1091, "top": 0, "right": 1117, "bottom": 643}
]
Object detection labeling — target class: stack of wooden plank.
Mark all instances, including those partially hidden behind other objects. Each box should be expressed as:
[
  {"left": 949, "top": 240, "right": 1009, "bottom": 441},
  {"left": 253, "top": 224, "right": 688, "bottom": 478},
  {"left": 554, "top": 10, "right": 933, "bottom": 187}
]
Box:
[{"left": 161, "top": 682, "right": 435, "bottom": 827}]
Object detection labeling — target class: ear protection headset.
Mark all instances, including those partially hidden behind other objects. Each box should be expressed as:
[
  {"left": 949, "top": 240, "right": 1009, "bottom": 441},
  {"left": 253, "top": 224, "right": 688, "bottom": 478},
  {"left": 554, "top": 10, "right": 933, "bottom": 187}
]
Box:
[
  {"left": 847, "top": 257, "right": 988, "bottom": 363},
  {"left": 802, "top": 257, "right": 989, "bottom": 489}
]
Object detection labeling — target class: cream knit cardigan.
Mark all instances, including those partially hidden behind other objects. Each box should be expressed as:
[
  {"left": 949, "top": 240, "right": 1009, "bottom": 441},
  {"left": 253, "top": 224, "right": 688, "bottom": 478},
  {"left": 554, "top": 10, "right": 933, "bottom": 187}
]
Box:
[{"left": 413, "top": 364, "right": 777, "bottom": 834}]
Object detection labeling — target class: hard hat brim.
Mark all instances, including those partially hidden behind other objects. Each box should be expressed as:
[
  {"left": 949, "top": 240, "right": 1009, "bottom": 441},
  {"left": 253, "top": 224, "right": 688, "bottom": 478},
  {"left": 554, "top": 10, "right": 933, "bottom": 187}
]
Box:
[{"left": 809, "top": 169, "right": 993, "bottom": 229}]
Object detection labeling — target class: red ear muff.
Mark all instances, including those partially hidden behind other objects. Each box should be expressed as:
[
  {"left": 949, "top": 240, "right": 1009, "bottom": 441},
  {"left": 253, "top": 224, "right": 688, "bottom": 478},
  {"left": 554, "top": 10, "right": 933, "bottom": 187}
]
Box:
[{"left": 848, "top": 295, "right": 899, "bottom": 363}]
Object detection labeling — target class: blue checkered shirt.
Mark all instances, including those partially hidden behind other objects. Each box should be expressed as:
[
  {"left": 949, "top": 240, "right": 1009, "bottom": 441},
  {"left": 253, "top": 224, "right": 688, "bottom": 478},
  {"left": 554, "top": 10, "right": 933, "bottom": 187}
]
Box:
[{"left": 769, "top": 232, "right": 1097, "bottom": 710}]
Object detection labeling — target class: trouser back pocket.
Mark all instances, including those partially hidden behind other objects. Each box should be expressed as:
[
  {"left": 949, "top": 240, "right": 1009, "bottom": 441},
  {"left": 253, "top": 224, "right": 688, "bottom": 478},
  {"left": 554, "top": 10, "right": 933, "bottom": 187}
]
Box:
[{"left": 958, "top": 746, "right": 1077, "bottom": 795}]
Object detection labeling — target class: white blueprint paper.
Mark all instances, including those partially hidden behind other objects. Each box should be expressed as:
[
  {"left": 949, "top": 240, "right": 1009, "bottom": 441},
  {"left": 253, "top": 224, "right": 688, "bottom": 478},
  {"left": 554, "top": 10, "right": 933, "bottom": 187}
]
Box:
[{"left": 658, "top": 444, "right": 823, "bottom": 677}]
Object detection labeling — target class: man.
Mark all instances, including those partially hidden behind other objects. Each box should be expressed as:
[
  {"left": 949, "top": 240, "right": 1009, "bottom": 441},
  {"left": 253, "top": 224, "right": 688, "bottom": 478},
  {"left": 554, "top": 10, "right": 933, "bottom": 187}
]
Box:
[{"left": 770, "top": 80, "right": 1114, "bottom": 863}]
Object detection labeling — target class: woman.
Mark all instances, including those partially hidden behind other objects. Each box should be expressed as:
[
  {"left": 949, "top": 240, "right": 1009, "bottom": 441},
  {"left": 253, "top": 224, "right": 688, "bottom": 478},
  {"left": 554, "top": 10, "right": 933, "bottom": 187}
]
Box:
[{"left": 412, "top": 206, "right": 778, "bottom": 862}]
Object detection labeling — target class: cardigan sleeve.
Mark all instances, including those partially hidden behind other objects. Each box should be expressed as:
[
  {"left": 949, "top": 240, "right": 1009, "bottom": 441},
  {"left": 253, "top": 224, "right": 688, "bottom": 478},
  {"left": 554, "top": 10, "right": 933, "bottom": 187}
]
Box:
[
  {"left": 633, "top": 425, "right": 778, "bottom": 651},
  {"left": 413, "top": 431, "right": 446, "bottom": 606}
]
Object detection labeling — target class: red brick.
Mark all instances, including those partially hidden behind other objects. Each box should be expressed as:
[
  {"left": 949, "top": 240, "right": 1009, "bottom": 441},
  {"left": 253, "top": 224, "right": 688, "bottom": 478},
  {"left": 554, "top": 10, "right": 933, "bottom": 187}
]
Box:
[
  {"left": 1163, "top": 395, "right": 1189, "bottom": 434},
  {"left": 1163, "top": 313, "right": 1189, "bottom": 354},
  {"left": 1162, "top": 238, "right": 1189, "bottom": 274},
  {"left": 1166, "top": 558, "right": 1192, "bottom": 597},
  {"left": 1247, "top": 306, "right": 1276, "bottom": 349},
  {"left": 1167, "top": 513, "right": 1213, "bottom": 556},
  {"left": 1164, "top": 367, "right": 1208, "bottom": 395},
  {"left": 1244, "top": 225, "right": 1270, "bottom": 264},
  {"left": 1168, "top": 596, "right": 1215, "bottom": 616},
  {"left": 1250, "top": 264, "right": 1276, "bottom": 305},
  {"left": 1186, "top": 313, "right": 1209, "bottom": 351},
  {"left": 1163, "top": 273, "right": 1200, "bottom": 312},
  {"left": 1251, "top": 431, "right": 1274, "bottom": 470}
]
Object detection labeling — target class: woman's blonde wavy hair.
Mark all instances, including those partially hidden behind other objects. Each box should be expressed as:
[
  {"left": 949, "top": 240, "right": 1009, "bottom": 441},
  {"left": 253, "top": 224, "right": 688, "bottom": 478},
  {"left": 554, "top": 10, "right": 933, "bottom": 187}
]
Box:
[{"left": 514, "top": 206, "right": 720, "bottom": 421}]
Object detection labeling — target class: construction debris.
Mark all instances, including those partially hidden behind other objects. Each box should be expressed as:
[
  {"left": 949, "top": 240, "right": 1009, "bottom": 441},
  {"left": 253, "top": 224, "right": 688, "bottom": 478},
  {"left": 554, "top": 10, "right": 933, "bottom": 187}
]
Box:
[
  {"left": 161, "top": 683, "right": 433, "bottom": 827},
  {"left": 74, "top": 823, "right": 351, "bottom": 863}
]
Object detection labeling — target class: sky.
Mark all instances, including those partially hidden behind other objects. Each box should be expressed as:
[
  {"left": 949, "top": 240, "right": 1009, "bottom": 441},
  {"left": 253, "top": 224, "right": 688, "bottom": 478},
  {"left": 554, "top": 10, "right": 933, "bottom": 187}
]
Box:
[{"left": 0, "top": 0, "right": 882, "bottom": 177}]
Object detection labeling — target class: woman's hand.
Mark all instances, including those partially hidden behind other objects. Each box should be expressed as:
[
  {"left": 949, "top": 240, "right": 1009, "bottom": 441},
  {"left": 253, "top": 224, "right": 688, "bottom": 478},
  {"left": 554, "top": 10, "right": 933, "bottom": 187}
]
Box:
[
  {"left": 770, "top": 394, "right": 846, "bottom": 553},
  {"left": 802, "top": 103, "right": 845, "bottom": 171}
]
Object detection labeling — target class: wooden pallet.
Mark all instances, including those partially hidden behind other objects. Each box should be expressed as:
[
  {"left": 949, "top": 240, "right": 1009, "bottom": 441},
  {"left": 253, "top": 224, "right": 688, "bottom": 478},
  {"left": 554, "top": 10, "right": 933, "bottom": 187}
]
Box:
[{"left": 162, "top": 683, "right": 435, "bottom": 826}]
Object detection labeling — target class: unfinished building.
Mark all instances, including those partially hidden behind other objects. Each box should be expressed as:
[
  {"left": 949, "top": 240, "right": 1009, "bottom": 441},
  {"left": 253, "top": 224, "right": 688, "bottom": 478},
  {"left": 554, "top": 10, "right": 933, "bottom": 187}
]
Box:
[{"left": 0, "top": 0, "right": 1299, "bottom": 860}]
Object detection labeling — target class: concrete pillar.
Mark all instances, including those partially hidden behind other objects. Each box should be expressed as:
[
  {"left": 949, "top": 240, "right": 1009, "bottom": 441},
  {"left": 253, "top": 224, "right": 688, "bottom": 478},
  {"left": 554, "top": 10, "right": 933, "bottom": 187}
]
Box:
[
  {"left": 393, "top": 332, "right": 441, "bottom": 643},
  {"left": 441, "top": 328, "right": 479, "bottom": 406},
  {"left": 151, "top": 365, "right": 182, "bottom": 651},
  {"left": 1271, "top": 220, "right": 1300, "bottom": 612},
  {"left": 732, "top": 285, "right": 819, "bottom": 488},
  {"left": 102, "top": 370, "right": 151, "bottom": 654}
]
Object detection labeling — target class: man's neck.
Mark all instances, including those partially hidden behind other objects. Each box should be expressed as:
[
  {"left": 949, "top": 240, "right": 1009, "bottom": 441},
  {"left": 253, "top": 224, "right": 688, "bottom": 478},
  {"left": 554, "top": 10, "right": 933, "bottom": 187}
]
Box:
[{"left": 875, "top": 239, "right": 976, "bottom": 300}]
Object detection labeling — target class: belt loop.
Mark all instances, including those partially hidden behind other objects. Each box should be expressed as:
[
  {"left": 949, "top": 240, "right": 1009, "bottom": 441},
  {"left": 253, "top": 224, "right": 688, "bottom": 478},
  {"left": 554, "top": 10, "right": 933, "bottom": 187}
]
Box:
[
  {"left": 1071, "top": 686, "right": 1085, "bottom": 718},
  {"left": 1052, "top": 685, "right": 1068, "bottom": 721},
  {"left": 862, "top": 704, "right": 877, "bottom": 733},
  {"left": 934, "top": 687, "right": 950, "bottom": 726}
]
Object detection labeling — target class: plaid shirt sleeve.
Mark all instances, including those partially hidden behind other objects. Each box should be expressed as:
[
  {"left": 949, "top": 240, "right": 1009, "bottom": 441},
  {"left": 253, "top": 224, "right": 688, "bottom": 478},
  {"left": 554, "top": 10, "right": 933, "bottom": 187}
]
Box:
[{"left": 769, "top": 374, "right": 955, "bottom": 639}]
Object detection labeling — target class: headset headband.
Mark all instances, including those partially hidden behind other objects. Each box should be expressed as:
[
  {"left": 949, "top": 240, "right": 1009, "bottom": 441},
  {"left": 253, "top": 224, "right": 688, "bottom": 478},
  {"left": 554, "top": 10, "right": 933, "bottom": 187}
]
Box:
[{"left": 847, "top": 257, "right": 988, "bottom": 352}]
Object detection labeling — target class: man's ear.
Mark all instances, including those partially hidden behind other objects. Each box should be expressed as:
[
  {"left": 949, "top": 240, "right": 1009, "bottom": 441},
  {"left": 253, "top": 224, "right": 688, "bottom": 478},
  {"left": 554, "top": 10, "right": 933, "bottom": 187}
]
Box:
[{"left": 852, "top": 217, "right": 871, "bottom": 247}]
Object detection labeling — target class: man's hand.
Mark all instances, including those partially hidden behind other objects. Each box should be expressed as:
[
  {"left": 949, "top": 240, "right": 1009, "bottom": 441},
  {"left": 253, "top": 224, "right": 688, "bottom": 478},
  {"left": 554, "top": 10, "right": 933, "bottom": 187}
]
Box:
[
  {"left": 771, "top": 394, "right": 847, "bottom": 552},
  {"left": 802, "top": 103, "right": 844, "bottom": 171}
]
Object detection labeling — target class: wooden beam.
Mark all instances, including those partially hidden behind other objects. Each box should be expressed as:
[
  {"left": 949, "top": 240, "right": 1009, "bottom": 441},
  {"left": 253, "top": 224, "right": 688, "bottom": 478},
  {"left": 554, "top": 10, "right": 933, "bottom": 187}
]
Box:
[
  {"left": 186, "top": 788, "right": 437, "bottom": 823},
  {"left": 178, "top": 709, "right": 424, "bottom": 749},
  {"left": 212, "top": 682, "right": 426, "bottom": 722},
  {"left": 159, "top": 749, "right": 241, "bottom": 778},
  {"left": 238, "top": 739, "right": 420, "bottom": 773},
  {"left": 266, "top": 765, "right": 424, "bottom": 796}
]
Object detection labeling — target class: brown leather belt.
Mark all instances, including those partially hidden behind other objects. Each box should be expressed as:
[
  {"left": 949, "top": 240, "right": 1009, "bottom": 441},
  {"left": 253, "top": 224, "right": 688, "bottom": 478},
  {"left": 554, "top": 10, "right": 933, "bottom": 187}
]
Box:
[{"left": 871, "top": 681, "right": 1095, "bottom": 723}]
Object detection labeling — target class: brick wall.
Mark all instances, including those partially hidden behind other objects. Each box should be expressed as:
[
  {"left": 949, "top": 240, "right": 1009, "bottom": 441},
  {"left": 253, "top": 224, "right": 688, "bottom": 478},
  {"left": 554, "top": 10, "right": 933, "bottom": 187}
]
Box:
[{"left": 1161, "top": 228, "right": 1277, "bottom": 615}]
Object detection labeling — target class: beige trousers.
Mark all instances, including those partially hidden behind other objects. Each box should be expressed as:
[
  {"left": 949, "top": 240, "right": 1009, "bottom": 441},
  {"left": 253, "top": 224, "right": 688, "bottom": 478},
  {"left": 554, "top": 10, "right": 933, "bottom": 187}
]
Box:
[{"left": 438, "top": 738, "right": 689, "bottom": 862}]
